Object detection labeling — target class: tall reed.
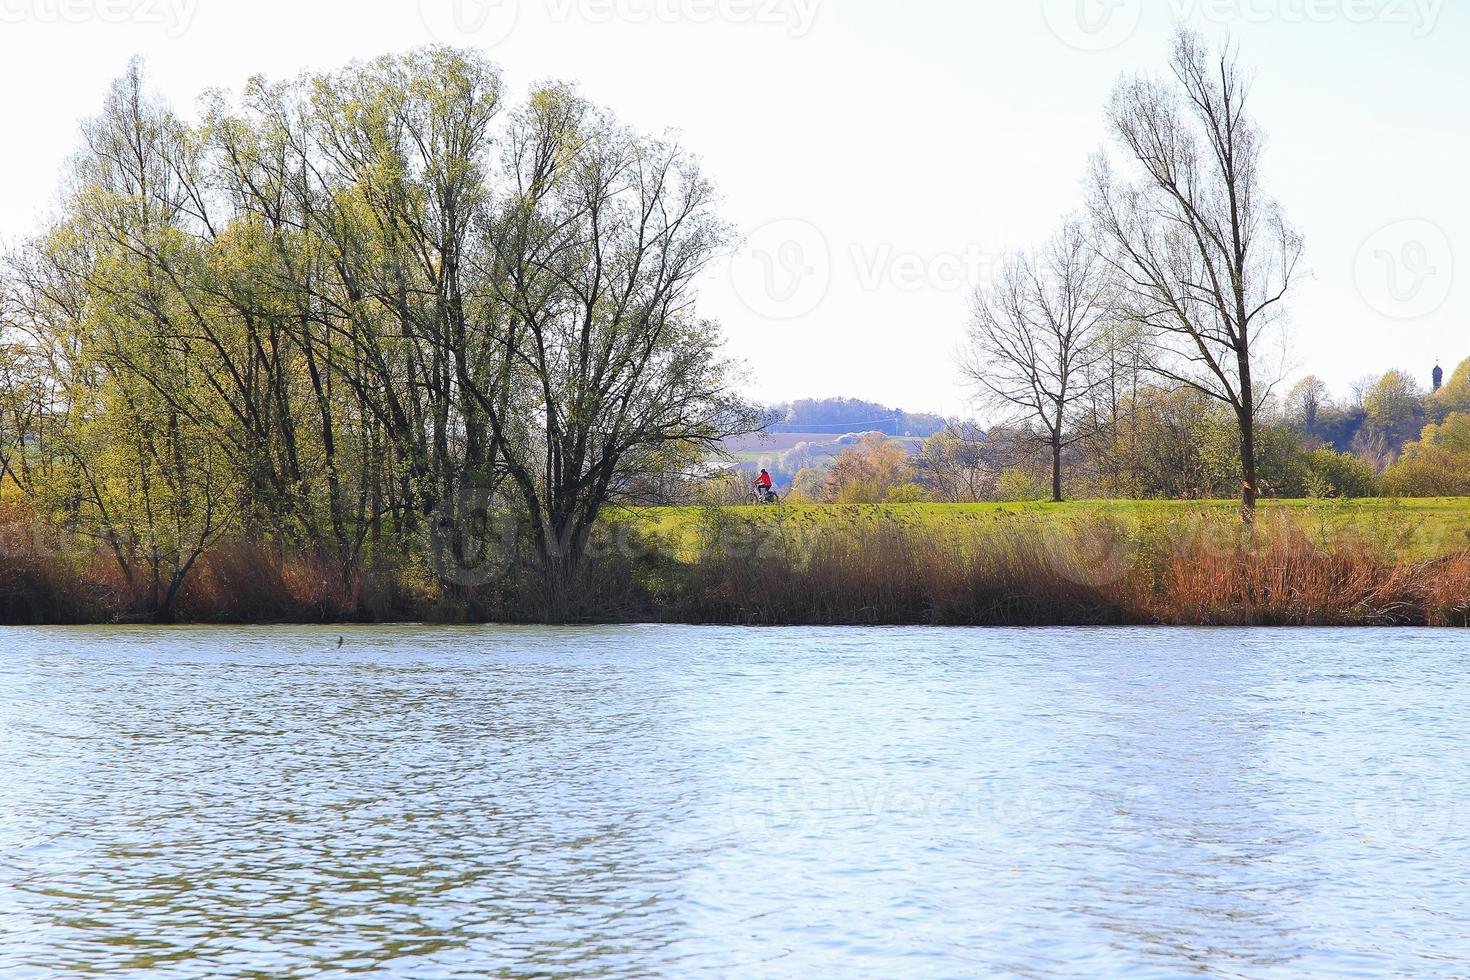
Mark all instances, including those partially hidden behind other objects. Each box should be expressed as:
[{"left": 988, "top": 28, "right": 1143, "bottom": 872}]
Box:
[
  {"left": 665, "top": 507, "right": 1470, "bottom": 628},
  {"left": 0, "top": 506, "right": 1467, "bottom": 626}
]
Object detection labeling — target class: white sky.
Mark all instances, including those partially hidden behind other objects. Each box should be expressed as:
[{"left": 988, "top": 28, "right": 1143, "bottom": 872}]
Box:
[{"left": 1, "top": 0, "right": 1465, "bottom": 418}]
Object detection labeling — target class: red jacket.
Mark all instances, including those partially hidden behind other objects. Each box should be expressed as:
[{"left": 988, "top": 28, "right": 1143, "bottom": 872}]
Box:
[{"left": 755, "top": 472, "right": 773, "bottom": 489}]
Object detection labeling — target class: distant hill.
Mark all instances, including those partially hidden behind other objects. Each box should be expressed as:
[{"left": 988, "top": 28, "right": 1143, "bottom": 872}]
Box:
[
  {"left": 720, "top": 398, "right": 948, "bottom": 483},
  {"left": 723, "top": 431, "right": 926, "bottom": 459},
  {"left": 766, "top": 398, "right": 947, "bottom": 438}
]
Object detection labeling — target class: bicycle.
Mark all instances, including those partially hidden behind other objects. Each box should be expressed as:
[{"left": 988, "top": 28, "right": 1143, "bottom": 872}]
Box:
[{"left": 744, "top": 485, "right": 782, "bottom": 506}]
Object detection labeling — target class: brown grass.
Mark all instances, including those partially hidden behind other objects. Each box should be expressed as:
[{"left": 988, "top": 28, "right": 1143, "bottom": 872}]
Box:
[
  {"left": 0, "top": 508, "right": 1467, "bottom": 626},
  {"left": 0, "top": 528, "right": 430, "bottom": 625},
  {"left": 178, "top": 541, "right": 426, "bottom": 623},
  {"left": 664, "top": 508, "right": 1470, "bottom": 627}
]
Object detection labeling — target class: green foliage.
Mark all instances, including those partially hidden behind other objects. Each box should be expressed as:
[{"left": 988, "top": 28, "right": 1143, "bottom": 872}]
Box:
[
  {"left": 996, "top": 467, "right": 1042, "bottom": 502},
  {"left": 1430, "top": 358, "right": 1470, "bottom": 418},
  {"left": 1418, "top": 413, "right": 1470, "bottom": 454},
  {"left": 0, "top": 49, "right": 755, "bottom": 620},
  {"left": 1383, "top": 446, "right": 1470, "bottom": 498},
  {"left": 1301, "top": 449, "right": 1378, "bottom": 499},
  {"left": 884, "top": 483, "right": 927, "bottom": 504},
  {"left": 1383, "top": 416, "right": 1470, "bottom": 497},
  {"left": 1101, "top": 386, "right": 1239, "bottom": 498},
  {"left": 1359, "top": 369, "right": 1427, "bottom": 461}
]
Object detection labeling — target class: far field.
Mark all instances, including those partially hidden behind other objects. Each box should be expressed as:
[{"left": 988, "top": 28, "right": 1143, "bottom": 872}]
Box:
[
  {"left": 720, "top": 432, "right": 926, "bottom": 467},
  {"left": 620, "top": 498, "right": 1470, "bottom": 563}
]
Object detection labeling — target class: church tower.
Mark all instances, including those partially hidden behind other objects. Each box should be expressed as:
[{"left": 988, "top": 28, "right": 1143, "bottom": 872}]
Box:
[{"left": 1433, "top": 363, "right": 1444, "bottom": 393}]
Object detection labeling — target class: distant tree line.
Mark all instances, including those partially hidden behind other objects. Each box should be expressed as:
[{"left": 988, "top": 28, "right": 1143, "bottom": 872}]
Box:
[{"left": 754, "top": 359, "right": 1466, "bottom": 506}]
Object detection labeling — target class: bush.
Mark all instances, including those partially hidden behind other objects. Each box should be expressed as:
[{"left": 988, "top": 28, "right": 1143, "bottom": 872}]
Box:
[
  {"left": 1303, "top": 449, "right": 1379, "bottom": 499},
  {"left": 1383, "top": 445, "right": 1470, "bottom": 497},
  {"left": 996, "top": 467, "right": 1042, "bottom": 502},
  {"left": 884, "top": 483, "right": 927, "bottom": 504}
]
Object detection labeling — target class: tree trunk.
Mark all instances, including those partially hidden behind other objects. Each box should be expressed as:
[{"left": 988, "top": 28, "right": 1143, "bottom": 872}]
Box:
[
  {"left": 1052, "top": 436, "right": 1064, "bottom": 503},
  {"left": 1239, "top": 411, "right": 1259, "bottom": 524},
  {"left": 537, "top": 515, "right": 579, "bottom": 624},
  {"left": 1238, "top": 346, "right": 1259, "bottom": 524}
]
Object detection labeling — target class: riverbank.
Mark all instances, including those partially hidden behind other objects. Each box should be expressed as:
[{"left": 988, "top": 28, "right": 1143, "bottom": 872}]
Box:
[
  {"left": 3, "top": 500, "right": 1469, "bottom": 627},
  {"left": 633, "top": 500, "right": 1470, "bottom": 627}
]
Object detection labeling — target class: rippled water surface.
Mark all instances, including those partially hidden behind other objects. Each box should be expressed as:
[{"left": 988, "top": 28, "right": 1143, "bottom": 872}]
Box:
[{"left": 3, "top": 626, "right": 1469, "bottom": 977}]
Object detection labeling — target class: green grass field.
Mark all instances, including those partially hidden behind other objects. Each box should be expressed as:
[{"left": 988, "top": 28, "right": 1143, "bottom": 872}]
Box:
[{"left": 619, "top": 498, "right": 1470, "bottom": 563}]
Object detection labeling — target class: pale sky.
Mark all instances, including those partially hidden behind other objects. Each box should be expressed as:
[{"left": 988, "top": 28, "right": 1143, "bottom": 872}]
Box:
[{"left": 1, "top": 0, "right": 1465, "bottom": 418}]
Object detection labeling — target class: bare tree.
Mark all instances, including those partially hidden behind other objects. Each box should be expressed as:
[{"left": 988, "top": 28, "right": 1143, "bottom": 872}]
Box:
[
  {"left": 919, "top": 423, "right": 994, "bottom": 503},
  {"left": 1090, "top": 29, "right": 1302, "bottom": 520},
  {"left": 963, "top": 220, "right": 1114, "bottom": 502}
]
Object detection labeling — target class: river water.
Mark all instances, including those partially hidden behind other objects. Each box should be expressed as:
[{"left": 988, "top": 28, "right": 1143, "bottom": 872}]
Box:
[{"left": 1, "top": 626, "right": 1468, "bottom": 977}]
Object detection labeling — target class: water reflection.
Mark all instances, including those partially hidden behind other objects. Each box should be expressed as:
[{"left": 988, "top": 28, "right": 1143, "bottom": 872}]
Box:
[
  {"left": 1046, "top": 633, "right": 1313, "bottom": 974},
  {"left": 1, "top": 626, "right": 1468, "bottom": 976}
]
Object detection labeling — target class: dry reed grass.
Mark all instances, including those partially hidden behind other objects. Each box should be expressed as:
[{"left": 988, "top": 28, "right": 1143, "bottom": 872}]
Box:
[
  {"left": 0, "top": 506, "right": 1466, "bottom": 626},
  {"left": 668, "top": 507, "right": 1470, "bottom": 627}
]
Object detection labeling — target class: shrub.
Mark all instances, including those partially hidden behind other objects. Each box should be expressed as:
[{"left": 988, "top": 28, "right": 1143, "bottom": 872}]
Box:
[
  {"left": 996, "top": 467, "right": 1042, "bottom": 502},
  {"left": 1303, "top": 449, "right": 1379, "bottom": 499},
  {"left": 884, "top": 483, "right": 927, "bottom": 504},
  {"left": 825, "top": 434, "right": 916, "bottom": 504},
  {"left": 1383, "top": 444, "right": 1470, "bottom": 497}
]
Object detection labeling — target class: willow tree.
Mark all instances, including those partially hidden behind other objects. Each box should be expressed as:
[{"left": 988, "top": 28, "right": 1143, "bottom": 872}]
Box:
[
  {"left": 302, "top": 47, "right": 510, "bottom": 562},
  {"left": 4, "top": 63, "right": 241, "bottom": 618},
  {"left": 475, "top": 85, "right": 759, "bottom": 614},
  {"left": 1090, "top": 30, "right": 1302, "bottom": 520}
]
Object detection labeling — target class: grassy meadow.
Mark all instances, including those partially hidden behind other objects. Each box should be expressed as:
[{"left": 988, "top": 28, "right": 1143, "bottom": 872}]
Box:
[{"left": 625, "top": 498, "right": 1470, "bottom": 563}]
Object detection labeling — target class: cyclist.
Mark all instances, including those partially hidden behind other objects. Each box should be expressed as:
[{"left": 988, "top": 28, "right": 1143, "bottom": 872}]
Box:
[{"left": 754, "top": 469, "right": 774, "bottom": 502}]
